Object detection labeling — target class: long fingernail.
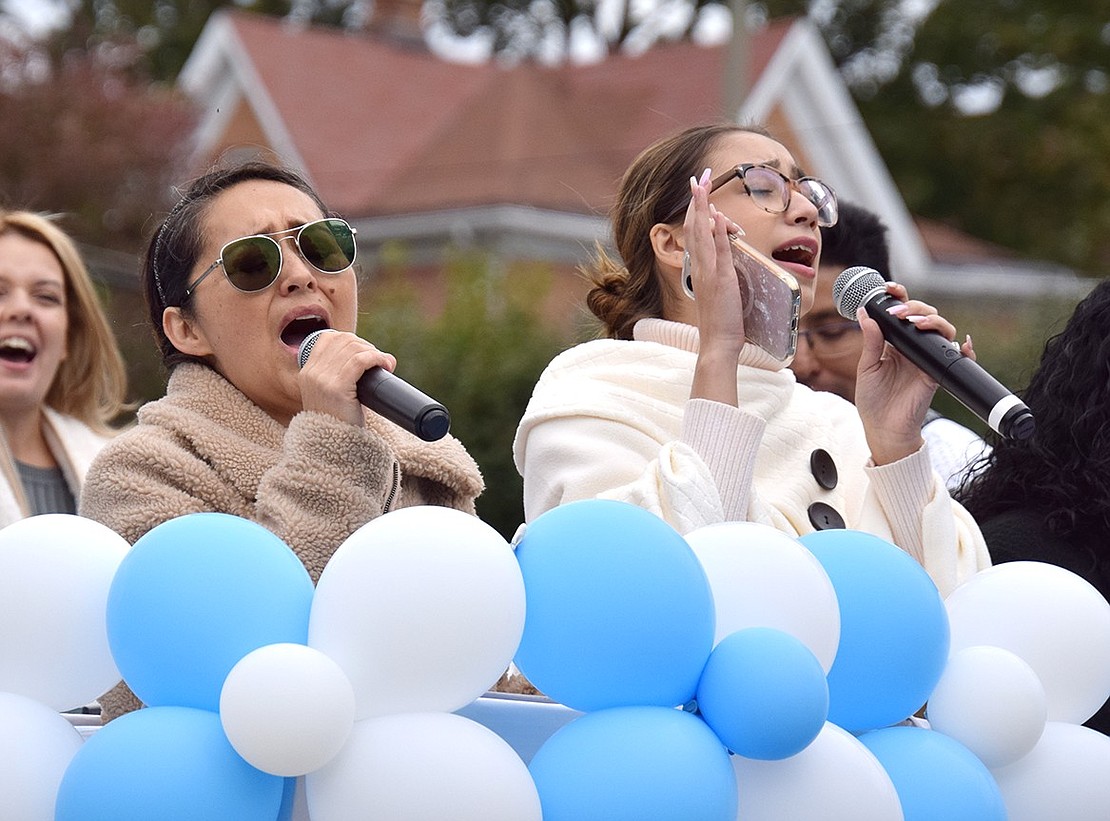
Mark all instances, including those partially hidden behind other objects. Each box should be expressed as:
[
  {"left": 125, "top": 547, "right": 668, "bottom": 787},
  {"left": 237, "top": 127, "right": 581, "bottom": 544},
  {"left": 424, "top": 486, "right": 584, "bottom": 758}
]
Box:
[
  {"left": 699, "top": 167, "right": 712, "bottom": 185},
  {"left": 966, "top": 334, "right": 973, "bottom": 347},
  {"left": 905, "top": 315, "right": 927, "bottom": 324},
  {"left": 887, "top": 304, "right": 909, "bottom": 316}
]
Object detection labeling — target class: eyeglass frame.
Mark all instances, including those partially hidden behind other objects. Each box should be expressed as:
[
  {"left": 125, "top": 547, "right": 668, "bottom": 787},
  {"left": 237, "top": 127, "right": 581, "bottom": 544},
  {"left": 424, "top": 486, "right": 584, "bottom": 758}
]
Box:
[
  {"left": 184, "top": 217, "right": 358, "bottom": 298},
  {"left": 795, "top": 319, "right": 861, "bottom": 358},
  {"left": 663, "top": 163, "right": 838, "bottom": 227}
]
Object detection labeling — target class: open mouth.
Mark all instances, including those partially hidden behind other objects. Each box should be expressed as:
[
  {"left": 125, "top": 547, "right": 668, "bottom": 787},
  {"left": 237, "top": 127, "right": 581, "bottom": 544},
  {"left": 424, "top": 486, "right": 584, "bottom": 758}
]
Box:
[
  {"left": 0, "top": 337, "right": 36, "bottom": 364},
  {"left": 280, "top": 315, "right": 330, "bottom": 349},
  {"left": 773, "top": 244, "right": 816, "bottom": 269}
]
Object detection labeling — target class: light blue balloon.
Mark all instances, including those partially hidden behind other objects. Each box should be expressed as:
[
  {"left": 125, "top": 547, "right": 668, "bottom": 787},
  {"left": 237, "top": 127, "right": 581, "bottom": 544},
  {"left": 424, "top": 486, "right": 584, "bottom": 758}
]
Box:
[
  {"left": 529, "top": 705, "right": 737, "bottom": 821},
  {"left": 859, "top": 726, "right": 1006, "bottom": 821},
  {"left": 55, "top": 706, "right": 284, "bottom": 821},
  {"left": 800, "top": 529, "right": 949, "bottom": 733},
  {"left": 107, "top": 513, "right": 314, "bottom": 711},
  {"left": 696, "top": 627, "right": 828, "bottom": 760},
  {"left": 514, "top": 500, "right": 715, "bottom": 712}
]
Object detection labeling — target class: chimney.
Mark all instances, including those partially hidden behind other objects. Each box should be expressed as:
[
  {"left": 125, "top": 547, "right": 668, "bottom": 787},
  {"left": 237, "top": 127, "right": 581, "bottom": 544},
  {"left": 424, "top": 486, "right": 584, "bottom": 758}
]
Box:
[{"left": 366, "top": 0, "right": 427, "bottom": 47}]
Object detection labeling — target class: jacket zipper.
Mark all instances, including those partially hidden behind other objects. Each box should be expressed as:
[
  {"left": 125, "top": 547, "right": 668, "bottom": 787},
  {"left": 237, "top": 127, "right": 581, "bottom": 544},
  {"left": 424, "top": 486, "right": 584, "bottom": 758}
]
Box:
[{"left": 383, "top": 460, "right": 400, "bottom": 513}]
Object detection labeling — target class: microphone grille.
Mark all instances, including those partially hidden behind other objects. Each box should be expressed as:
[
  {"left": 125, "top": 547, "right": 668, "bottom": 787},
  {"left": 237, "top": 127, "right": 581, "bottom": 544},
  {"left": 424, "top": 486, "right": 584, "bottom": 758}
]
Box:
[
  {"left": 297, "top": 329, "right": 333, "bottom": 369},
  {"left": 833, "top": 266, "right": 888, "bottom": 320}
]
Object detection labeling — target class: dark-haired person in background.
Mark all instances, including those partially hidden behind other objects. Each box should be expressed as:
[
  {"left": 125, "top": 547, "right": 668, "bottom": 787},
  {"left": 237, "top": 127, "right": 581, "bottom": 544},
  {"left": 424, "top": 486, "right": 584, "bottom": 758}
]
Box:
[
  {"left": 789, "top": 202, "right": 988, "bottom": 493},
  {"left": 958, "top": 279, "right": 1110, "bottom": 733}
]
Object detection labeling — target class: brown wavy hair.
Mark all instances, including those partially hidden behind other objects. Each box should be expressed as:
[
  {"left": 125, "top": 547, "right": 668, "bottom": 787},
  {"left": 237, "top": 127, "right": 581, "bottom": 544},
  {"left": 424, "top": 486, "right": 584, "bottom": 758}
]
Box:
[
  {"left": 583, "top": 123, "right": 771, "bottom": 339},
  {"left": 0, "top": 211, "right": 129, "bottom": 432}
]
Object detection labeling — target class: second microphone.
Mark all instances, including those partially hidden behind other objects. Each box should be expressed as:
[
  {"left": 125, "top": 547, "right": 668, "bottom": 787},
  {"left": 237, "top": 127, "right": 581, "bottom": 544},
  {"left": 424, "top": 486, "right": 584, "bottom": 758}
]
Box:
[
  {"left": 833, "top": 267, "right": 1034, "bottom": 441},
  {"left": 298, "top": 329, "right": 451, "bottom": 442}
]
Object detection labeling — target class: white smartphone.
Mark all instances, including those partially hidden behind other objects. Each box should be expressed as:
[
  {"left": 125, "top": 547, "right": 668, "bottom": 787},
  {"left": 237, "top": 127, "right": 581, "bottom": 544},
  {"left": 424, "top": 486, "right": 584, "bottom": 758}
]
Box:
[{"left": 683, "top": 235, "right": 801, "bottom": 362}]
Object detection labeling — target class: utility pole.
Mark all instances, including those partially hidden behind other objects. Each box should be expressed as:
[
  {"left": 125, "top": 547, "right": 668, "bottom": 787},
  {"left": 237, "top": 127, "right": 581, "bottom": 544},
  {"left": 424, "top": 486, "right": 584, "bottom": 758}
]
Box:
[{"left": 722, "top": 0, "right": 750, "bottom": 120}]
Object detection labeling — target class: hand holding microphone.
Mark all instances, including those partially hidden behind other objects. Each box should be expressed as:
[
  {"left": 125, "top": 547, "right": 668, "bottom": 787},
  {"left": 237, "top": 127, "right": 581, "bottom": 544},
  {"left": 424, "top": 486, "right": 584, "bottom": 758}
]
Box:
[
  {"left": 298, "top": 329, "right": 451, "bottom": 442},
  {"left": 833, "top": 267, "right": 1034, "bottom": 440}
]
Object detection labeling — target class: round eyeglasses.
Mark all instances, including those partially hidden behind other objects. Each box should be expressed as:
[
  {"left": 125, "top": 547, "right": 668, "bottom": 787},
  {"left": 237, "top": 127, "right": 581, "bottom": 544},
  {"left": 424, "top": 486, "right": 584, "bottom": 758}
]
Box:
[
  {"left": 665, "top": 164, "right": 838, "bottom": 228},
  {"left": 796, "top": 320, "right": 861, "bottom": 359},
  {"left": 711, "top": 164, "right": 838, "bottom": 227},
  {"left": 185, "top": 218, "right": 357, "bottom": 297}
]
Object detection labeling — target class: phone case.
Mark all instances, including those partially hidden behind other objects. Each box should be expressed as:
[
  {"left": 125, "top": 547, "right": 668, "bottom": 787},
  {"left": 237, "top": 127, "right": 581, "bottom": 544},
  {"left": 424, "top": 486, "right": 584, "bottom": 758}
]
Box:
[{"left": 730, "top": 235, "right": 801, "bottom": 361}]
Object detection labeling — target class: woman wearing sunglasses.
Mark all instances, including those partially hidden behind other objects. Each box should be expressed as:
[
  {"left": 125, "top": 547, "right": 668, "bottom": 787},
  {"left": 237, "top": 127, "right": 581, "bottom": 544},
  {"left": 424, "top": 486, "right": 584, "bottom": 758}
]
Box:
[
  {"left": 514, "top": 124, "right": 989, "bottom": 596},
  {"left": 81, "top": 162, "right": 483, "bottom": 720}
]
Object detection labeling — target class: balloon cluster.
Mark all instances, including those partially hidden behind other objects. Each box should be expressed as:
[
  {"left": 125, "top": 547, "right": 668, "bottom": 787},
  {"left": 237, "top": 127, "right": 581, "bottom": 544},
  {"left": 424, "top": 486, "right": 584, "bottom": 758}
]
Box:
[
  {"left": 49, "top": 508, "right": 538, "bottom": 820},
  {"left": 0, "top": 515, "right": 130, "bottom": 820},
  {"left": 514, "top": 503, "right": 1110, "bottom": 821},
  {"left": 4, "top": 502, "right": 1110, "bottom": 820}
]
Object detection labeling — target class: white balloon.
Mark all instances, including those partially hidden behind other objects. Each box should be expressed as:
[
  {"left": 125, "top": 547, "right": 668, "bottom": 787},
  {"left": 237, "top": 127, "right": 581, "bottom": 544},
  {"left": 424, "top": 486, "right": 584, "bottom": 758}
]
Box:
[
  {"left": 220, "top": 643, "right": 355, "bottom": 777},
  {"left": 732, "top": 722, "right": 904, "bottom": 821},
  {"left": 309, "top": 507, "right": 526, "bottom": 719},
  {"left": 991, "top": 722, "right": 1110, "bottom": 821},
  {"left": 0, "top": 691, "right": 85, "bottom": 820},
  {"left": 926, "top": 645, "right": 1046, "bottom": 768},
  {"left": 945, "top": 561, "right": 1110, "bottom": 724},
  {"left": 0, "top": 514, "right": 129, "bottom": 710},
  {"left": 305, "top": 712, "right": 541, "bottom": 821},
  {"left": 686, "top": 522, "right": 840, "bottom": 671}
]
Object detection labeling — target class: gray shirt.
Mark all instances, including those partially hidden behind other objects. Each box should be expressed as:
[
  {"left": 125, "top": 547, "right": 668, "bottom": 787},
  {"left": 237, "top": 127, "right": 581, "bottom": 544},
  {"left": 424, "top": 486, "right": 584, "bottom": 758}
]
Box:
[{"left": 16, "top": 461, "right": 76, "bottom": 515}]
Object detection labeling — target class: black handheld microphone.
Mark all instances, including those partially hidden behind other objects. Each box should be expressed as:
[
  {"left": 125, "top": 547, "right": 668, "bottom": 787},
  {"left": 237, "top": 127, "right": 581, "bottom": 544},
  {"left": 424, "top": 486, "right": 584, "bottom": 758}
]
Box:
[
  {"left": 298, "top": 329, "right": 451, "bottom": 442},
  {"left": 833, "top": 267, "right": 1035, "bottom": 441}
]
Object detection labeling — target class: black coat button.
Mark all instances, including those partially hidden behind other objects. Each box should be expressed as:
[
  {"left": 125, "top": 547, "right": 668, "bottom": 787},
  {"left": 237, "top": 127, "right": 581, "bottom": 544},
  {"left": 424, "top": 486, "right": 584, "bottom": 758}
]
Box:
[
  {"left": 808, "top": 502, "right": 846, "bottom": 531},
  {"left": 810, "top": 449, "right": 838, "bottom": 490}
]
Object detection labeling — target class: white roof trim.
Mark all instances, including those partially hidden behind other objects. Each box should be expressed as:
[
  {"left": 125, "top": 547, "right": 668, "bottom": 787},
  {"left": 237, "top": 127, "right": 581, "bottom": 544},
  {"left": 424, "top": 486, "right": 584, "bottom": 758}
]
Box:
[
  {"left": 178, "top": 11, "right": 310, "bottom": 179},
  {"left": 741, "top": 19, "right": 931, "bottom": 288}
]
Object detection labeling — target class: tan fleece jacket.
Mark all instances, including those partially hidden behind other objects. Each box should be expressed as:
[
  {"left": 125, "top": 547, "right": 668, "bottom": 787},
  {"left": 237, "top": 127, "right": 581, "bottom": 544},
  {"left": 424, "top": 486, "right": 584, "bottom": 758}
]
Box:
[{"left": 80, "top": 363, "right": 484, "bottom": 720}]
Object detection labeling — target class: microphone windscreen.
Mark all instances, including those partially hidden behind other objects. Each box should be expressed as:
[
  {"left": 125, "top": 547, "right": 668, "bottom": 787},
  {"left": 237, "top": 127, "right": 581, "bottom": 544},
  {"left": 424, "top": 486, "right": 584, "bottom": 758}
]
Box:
[
  {"left": 833, "top": 266, "right": 887, "bottom": 319},
  {"left": 298, "top": 329, "right": 334, "bottom": 369}
]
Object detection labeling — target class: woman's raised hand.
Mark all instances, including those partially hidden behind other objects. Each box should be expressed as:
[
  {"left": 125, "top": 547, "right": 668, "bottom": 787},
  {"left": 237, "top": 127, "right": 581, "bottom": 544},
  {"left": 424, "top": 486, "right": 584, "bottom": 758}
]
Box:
[
  {"left": 297, "top": 331, "right": 397, "bottom": 427},
  {"left": 853, "top": 282, "right": 972, "bottom": 465},
  {"left": 685, "top": 170, "right": 745, "bottom": 406}
]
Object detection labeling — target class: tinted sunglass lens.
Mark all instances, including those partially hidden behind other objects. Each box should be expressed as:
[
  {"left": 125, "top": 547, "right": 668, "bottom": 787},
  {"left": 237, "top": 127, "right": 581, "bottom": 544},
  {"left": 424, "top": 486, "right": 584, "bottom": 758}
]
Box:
[
  {"left": 299, "top": 219, "right": 355, "bottom": 273},
  {"left": 223, "top": 237, "right": 282, "bottom": 292}
]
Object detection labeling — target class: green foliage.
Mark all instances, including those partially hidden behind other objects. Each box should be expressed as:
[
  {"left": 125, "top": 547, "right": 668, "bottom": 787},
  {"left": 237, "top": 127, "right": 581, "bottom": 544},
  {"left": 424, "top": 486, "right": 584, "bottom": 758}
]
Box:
[
  {"left": 28, "top": 0, "right": 364, "bottom": 82},
  {"left": 855, "top": 0, "right": 1110, "bottom": 277},
  {"left": 357, "top": 251, "right": 570, "bottom": 538}
]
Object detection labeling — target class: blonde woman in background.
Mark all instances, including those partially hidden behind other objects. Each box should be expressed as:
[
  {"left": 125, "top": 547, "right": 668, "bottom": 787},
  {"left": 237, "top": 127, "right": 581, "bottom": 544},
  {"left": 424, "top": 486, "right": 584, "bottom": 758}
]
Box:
[{"left": 0, "top": 211, "right": 128, "bottom": 525}]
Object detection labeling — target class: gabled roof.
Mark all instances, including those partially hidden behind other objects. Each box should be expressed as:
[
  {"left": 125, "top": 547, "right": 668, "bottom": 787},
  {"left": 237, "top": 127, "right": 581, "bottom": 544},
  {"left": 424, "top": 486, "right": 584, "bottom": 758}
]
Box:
[
  {"left": 180, "top": 10, "right": 1086, "bottom": 296},
  {"left": 182, "top": 11, "right": 789, "bottom": 216}
]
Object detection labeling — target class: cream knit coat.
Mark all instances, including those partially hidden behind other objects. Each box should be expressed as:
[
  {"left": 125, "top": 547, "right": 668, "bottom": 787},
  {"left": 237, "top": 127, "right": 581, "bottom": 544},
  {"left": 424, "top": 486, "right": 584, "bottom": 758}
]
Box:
[{"left": 514, "top": 319, "right": 989, "bottom": 598}]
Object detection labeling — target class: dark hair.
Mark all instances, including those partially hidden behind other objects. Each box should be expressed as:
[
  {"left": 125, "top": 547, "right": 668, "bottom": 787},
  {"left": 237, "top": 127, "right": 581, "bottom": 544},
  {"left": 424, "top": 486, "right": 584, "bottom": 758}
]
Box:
[
  {"left": 958, "top": 279, "right": 1110, "bottom": 537},
  {"left": 819, "top": 201, "right": 891, "bottom": 275},
  {"left": 584, "top": 123, "right": 771, "bottom": 339},
  {"left": 143, "top": 161, "right": 331, "bottom": 370}
]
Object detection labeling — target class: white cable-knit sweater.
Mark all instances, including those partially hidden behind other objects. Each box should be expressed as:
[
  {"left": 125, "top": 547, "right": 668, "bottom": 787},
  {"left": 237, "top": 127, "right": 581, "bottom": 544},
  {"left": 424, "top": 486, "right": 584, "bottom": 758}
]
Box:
[{"left": 513, "top": 318, "right": 989, "bottom": 597}]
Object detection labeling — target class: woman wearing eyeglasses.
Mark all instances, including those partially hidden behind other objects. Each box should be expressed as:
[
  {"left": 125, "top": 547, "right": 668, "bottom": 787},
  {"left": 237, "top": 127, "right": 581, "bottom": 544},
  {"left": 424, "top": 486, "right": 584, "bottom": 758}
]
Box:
[
  {"left": 81, "top": 162, "right": 483, "bottom": 719},
  {"left": 513, "top": 124, "right": 988, "bottom": 595}
]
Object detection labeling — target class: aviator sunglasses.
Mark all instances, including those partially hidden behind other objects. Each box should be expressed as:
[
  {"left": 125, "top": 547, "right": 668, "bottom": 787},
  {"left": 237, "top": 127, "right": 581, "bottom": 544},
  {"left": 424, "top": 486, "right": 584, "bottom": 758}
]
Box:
[{"left": 185, "top": 218, "right": 357, "bottom": 297}]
